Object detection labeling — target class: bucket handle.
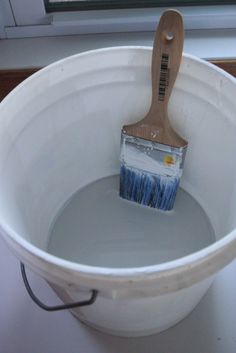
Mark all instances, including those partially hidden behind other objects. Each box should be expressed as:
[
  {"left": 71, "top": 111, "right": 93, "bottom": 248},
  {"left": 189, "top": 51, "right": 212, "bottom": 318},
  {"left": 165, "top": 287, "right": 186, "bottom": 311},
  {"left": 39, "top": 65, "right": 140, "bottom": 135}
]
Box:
[{"left": 20, "top": 262, "right": 98, "bottom": 312}]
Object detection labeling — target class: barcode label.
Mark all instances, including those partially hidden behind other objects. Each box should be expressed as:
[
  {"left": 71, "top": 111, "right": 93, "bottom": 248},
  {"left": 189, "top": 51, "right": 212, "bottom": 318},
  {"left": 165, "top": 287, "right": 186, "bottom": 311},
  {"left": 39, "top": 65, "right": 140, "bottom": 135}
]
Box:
[{"left": 158, "top": 53, "right": 169, "bottom": 101}]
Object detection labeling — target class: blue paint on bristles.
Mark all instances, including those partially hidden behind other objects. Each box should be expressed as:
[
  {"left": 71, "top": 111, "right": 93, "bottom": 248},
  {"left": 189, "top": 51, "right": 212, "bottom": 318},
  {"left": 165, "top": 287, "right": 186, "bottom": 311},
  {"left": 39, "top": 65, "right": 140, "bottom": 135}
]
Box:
[
  {"left": 120, "top": 164, "right": 180, "bottom": 211},
  {"left": 119, "top": 134, "right": 186, "bottom": 211}
]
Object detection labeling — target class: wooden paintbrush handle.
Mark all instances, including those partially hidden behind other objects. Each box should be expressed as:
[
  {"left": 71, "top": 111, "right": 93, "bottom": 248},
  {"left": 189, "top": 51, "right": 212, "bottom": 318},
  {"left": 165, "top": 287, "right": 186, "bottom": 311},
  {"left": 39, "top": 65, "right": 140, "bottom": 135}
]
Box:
[
  {"left": 122, "top": 10, "right": 187, "bottom": 148},
  {"left": 150, "top": 10, "right": 184, "bottom": 120}
]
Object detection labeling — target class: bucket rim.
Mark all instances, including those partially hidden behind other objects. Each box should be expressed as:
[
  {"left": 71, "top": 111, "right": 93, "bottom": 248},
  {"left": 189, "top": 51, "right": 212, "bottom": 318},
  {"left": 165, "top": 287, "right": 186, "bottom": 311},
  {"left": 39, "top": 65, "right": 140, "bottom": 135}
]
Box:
[
  {"left": 1, "top": 45, "right": 236, "bottom": 110},
  {"left": 1, "top": 217, "right": 236, "bottom": 281}
]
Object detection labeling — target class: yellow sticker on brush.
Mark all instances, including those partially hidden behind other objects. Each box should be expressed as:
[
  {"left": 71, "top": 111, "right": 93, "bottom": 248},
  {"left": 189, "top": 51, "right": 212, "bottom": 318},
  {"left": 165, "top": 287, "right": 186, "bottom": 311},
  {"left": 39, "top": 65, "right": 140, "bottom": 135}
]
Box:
[{"left": 163, "top": 155, "right": 175, "bottom": 166}]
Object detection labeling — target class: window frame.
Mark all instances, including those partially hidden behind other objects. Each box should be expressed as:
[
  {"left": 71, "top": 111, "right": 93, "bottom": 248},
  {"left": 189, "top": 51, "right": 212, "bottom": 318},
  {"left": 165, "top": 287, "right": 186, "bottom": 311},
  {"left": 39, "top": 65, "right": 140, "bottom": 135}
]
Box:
[
  {"left": 0, "top": 0, "right": 15, "bottom": 38},
  {"left": 45, "top": 0, "right": 236, "bottom": 12},
  {"left": 2, "top": 0, "right": 236, "bottom": 38}
]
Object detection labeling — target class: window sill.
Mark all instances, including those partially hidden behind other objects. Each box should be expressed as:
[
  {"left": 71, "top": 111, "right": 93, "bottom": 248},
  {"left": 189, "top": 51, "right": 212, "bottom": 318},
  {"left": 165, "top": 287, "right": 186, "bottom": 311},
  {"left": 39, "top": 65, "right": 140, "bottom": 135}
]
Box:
[{"left": 0, "top": 28, "right": 236, "bottom": 70}]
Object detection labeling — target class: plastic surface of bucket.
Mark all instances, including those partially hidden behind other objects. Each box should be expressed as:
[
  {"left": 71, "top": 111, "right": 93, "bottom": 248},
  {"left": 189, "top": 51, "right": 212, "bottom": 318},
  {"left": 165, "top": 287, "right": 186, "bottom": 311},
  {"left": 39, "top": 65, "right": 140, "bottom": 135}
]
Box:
[{"left": 1, "top": 47, "right": 236, "bottom": 337}]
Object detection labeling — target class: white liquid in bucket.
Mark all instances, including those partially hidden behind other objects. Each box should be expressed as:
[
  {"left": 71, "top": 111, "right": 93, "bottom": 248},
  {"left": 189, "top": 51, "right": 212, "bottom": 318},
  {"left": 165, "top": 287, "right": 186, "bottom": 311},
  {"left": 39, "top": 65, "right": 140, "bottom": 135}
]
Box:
[{"left": 48, "top": 175, "right": 216, "bottom": 268}]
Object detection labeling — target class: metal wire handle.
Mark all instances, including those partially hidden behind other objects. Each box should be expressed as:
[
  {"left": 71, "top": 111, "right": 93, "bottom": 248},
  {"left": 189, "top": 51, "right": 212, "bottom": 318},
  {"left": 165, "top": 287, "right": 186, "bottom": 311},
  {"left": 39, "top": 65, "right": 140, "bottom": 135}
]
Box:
[{"left": 20, "top": 262, "right": 98, "bottom": 312}]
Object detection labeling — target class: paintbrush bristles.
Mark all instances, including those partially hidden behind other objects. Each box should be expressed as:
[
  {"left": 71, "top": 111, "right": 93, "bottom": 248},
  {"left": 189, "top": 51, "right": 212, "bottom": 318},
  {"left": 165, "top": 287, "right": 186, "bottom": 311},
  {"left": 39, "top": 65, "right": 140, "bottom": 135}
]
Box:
[
  {"left": 120, "top": 164, "right": 180, "bottom": 211},
  {"left": 119, "top": 133, "right": 187, "bottom": 211}
]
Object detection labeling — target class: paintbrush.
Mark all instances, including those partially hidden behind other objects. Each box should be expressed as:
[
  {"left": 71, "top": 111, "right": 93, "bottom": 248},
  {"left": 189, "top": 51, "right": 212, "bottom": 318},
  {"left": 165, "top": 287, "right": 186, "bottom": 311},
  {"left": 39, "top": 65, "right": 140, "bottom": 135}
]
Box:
[{"left": 119, "top": 9, "right": 188, "bottom": 211}]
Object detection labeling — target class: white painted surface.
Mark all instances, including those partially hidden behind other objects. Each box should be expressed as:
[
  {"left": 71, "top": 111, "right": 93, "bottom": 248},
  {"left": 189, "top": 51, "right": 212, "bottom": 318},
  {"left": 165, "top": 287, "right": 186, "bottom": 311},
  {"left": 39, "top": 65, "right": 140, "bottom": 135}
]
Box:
[
  {"left": 0, "top": 0, "right": 15, "bottom": 27},
  {"left": 1, "top": 47, "right": 236, "bottom": 336},
  {"left": 0, "top": 0, "right": 15, "bottom": 38},
  {"left": 9, "top": 0, "right": 51, "bottom": 26},
  {"left": 0, "top": 29, "right": 236, "bottom": 69},
  {"left": 3, "top": 4, "right": 236, "bottom": 38},
  {"left": 51, "top": 6, "right": 236, "bottom": 30}
]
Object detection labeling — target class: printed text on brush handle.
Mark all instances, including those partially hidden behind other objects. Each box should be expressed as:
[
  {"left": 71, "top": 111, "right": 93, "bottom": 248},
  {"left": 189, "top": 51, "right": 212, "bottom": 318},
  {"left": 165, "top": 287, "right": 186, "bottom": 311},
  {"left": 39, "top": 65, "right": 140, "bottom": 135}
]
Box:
[{"left": 158, "top": 53, "right": 169, "bottom": 101}]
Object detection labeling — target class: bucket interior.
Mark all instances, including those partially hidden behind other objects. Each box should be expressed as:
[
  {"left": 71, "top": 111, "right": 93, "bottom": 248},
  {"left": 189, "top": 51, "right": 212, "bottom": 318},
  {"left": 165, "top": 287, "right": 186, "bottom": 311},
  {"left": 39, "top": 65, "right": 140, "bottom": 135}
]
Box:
[{"left": 1, "top": 48, "right": 236, "bottom": 266}]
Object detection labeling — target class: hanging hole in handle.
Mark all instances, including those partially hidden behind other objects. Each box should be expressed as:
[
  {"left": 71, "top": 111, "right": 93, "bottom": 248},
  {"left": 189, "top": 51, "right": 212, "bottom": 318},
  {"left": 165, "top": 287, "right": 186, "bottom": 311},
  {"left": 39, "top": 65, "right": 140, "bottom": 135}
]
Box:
[
  {"left": 20, "top": 262, "right": 98, "bottom": 312},
  {"left": 165, "top": 31, "right": 174, "bottom": 42}
]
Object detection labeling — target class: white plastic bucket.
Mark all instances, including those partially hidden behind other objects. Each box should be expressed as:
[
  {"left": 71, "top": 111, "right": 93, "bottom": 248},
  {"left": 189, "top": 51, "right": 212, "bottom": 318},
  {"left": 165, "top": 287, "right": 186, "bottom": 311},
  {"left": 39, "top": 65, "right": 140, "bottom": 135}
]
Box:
[{"left": 1, "top": 47, "right": 236, "bottom": 337}]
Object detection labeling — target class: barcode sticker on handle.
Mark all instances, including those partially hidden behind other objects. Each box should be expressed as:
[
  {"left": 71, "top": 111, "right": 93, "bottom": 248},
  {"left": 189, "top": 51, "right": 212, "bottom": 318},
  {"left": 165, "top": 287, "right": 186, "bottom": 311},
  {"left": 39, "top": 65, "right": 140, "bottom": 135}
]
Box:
[{"left": 158, "top": 53, "right": 169, "bottom": 101}]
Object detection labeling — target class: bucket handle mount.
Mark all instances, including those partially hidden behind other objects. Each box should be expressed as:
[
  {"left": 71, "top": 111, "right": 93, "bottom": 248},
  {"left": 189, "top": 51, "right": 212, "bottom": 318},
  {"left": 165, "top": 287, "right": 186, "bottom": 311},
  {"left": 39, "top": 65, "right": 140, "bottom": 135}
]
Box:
[{"left": 20, "top": 262, "right": 98, "bottom": 312}]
